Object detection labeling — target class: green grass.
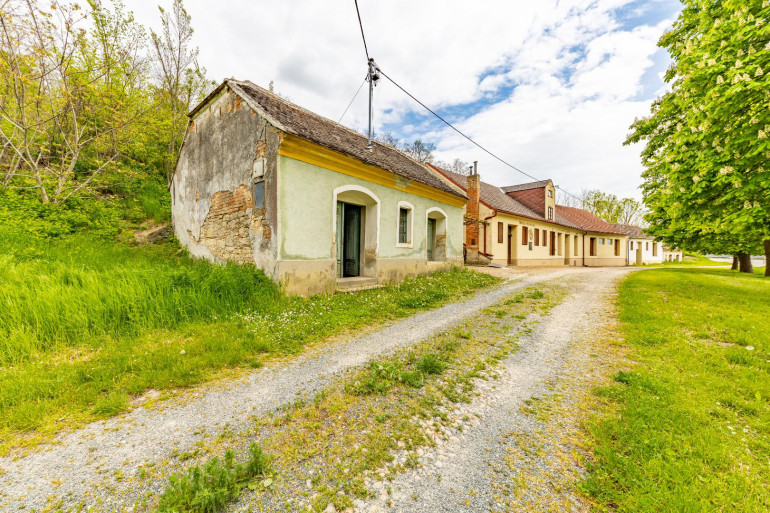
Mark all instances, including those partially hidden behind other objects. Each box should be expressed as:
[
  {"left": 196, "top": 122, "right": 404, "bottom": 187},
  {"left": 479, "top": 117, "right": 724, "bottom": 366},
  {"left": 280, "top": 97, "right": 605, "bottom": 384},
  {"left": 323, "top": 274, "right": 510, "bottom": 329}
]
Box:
[
  {"left": 658, "top": 252, "right": 725, "bottom": 266},
  {"left": 582, "top": 268, "right": 770, "bottom": 511},
  {"left": 0, "top": 233, "right": 498, "bottom": 453}
]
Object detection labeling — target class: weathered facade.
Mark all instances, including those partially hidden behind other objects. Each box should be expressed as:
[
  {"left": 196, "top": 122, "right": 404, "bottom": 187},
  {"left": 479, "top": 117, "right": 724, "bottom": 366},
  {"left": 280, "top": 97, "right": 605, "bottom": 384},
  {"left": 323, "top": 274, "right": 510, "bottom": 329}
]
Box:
[
  {"left": 431, "top": 165, "right": 627, "bottom": 267},
  {"left": 172, "top": 80, "right": 466, "bottom": 295}
]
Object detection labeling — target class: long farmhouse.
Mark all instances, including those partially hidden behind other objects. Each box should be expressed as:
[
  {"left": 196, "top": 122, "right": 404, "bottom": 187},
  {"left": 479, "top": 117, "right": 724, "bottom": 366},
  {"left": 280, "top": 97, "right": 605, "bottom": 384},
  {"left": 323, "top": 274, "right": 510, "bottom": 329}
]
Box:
[
  {"left": 430, "top": 165, "right": 628, "bottom": 267},
  {"left": 173, "top": 80, "right": 630, "bottom": 295}
]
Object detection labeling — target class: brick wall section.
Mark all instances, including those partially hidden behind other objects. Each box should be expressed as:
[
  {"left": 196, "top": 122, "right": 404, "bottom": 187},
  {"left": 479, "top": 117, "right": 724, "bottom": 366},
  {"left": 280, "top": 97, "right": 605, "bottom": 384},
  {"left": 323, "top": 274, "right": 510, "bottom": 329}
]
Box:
[
  {"left": 199, "top": 184, "right": 265, "bottom": 264},
  {"left": 466, "top": 174, "right": 480, "bottom": 250}
]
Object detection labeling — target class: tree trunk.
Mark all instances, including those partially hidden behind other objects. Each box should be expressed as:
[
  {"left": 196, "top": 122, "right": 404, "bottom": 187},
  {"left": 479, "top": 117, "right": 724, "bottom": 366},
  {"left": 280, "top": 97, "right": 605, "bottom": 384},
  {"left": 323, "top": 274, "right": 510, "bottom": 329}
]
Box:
[
  {"left": 731, "top": 255, "right": 739, "bottom": 270},
  {"left": 737, "top": 251, "right": 753, "bottom": 274},
  {"left": 765, "top": 240, "right": 770, "bottom": 277}
]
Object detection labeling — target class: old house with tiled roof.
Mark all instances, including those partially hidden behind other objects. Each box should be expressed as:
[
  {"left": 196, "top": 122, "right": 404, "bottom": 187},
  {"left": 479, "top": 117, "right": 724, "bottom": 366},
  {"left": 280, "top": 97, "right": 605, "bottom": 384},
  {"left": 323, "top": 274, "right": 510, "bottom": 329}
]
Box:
[
  {"left": 430, "top": 165, "right": 627, "bottom": 267},
  {"left": 172, "top": 79, "right": 466, "bottom": 295}
]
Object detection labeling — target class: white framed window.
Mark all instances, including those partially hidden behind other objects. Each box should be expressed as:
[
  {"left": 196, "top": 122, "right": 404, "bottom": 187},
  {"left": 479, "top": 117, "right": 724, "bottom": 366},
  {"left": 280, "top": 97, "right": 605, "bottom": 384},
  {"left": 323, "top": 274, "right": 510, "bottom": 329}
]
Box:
[
  {"left": 396, "top": 201, "right": 414, "bottom": 247},
  {"left": 548, "top": 189, "right": 553, "bottom": 198},
  {"left": 547, "top": 206, "right": 553, "bottom": 220},
  {"left": 599, "top": 238, "right": 605, "bottom": 245}
]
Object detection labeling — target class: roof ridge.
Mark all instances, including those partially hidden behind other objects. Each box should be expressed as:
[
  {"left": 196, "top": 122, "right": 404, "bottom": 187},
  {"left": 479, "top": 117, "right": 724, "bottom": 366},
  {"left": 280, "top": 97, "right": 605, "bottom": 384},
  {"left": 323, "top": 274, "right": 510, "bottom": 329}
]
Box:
[{"left": 234, "top": 79, "right": 410, "bottom": 156}]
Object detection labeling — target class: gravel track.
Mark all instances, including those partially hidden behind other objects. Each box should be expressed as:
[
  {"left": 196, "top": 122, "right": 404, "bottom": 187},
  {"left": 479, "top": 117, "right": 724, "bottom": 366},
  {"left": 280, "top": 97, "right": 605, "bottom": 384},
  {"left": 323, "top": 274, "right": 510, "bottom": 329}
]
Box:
[
  {"left": 356, "top": 267, "right": 632, "bottom": 512},
  {"left": 0, "top": 267, "right": 590, "bottom": 512}
]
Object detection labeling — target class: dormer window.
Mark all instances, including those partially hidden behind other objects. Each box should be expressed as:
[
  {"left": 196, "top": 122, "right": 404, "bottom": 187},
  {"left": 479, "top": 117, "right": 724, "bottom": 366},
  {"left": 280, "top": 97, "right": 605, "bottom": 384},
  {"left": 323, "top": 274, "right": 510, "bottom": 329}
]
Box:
[
  {"left": 547, "top": 206, "right": 553, "bottom": 220},
  {"left": 548, "top": 189, "right": 553, "bottom": 198}
]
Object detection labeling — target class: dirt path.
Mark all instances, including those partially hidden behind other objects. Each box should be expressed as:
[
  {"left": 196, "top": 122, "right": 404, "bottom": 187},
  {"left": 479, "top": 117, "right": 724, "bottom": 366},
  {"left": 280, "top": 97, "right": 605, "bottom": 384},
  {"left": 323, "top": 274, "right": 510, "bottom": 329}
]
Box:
[
  {"left": 355, "top": 267, "right": 630, "bottom": 512},
  {"left": 0, "top": 267, "right": 597, "bottom": 512}
]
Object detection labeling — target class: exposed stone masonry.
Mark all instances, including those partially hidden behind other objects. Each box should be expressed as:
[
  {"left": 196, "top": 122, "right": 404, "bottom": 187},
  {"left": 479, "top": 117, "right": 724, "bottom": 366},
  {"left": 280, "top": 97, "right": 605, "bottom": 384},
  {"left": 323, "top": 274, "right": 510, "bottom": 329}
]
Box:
[{"left": 197, "top": 184, "right": 265, "bottom": 265}]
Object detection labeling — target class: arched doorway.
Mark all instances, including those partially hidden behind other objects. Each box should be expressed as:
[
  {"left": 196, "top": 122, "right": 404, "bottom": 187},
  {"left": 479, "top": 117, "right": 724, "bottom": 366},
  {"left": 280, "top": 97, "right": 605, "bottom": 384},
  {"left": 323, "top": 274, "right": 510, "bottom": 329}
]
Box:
[
  {"left": 426, "top": 208, "right": 447, "bottom": 262},
  {"left": 333, "top": 186, "right": 380, "bottom": 278}
]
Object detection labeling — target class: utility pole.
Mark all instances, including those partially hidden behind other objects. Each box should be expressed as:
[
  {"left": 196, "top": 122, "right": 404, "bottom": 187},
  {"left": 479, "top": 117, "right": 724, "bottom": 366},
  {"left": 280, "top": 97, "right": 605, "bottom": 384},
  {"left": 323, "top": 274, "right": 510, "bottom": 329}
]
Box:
[{"left": 366, "top": 58, "right": 380, "bottom": 150}]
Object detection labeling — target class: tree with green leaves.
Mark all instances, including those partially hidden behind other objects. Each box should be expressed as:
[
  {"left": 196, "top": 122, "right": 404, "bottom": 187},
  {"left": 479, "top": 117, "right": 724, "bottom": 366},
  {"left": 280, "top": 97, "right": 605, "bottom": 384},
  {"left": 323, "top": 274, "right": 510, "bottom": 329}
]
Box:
[
  {"left": 627, "top": 0, "right": 769, "bottom": 275},
  {"left": 150, "top": 0, "right": 213, "bottom": 186}
]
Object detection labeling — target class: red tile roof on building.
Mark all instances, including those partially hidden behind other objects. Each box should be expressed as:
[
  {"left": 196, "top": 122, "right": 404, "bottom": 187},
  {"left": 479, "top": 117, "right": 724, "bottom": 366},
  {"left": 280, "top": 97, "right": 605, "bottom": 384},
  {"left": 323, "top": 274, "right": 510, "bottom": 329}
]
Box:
[
  {"left": 430, "top": 164, "right": 624, "bottom": 236},
  {"left": 558, "top": 206, "right": 624, "bottom": 234},
  {"left": 501, "top": 180, "right": 551, "bottom": 193},
  {"left": 190, "top": 80, "right": 466, "bottom": 199},
  {"left": 430, "top": 165, "right": 582, "bottom": 230}
]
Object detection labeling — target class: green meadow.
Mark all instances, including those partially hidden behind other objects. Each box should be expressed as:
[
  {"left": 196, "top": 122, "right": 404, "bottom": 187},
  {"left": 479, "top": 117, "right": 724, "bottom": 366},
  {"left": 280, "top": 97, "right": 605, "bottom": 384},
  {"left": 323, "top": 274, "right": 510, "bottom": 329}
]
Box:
[
  {"left": 583, "top": 268, "right": 770, "bottom": 511},
  {"left": 0, "top": 230, "right": 497, "bottom": 454}
]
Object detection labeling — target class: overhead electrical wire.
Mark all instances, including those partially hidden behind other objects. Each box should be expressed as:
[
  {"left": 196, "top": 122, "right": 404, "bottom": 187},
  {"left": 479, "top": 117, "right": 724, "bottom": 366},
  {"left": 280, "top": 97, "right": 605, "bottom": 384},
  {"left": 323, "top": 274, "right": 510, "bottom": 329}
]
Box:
[
  {"left": 338, "top": 75, "right": 368, "bottom": 123},
  {"left": 354, "top": 0, "right": 370, "bottom": 62},
  {"left": 349, "top": 0, "right": 583, "bottom": 204},
  {"left": 379, "top": 69, "right": 584, "bottom": 203}
]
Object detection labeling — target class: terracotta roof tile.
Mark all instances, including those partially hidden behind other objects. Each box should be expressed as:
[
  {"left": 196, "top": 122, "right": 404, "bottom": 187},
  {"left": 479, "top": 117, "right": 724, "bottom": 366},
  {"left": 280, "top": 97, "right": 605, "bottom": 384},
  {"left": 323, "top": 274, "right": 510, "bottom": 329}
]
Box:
[
  {"left": 430, "top": 166, "right": 582, "bottom": 230},
  {"left": 501, "top": 180, "right": 551, "bottom": 193},
  {"left": 558, "top": 206, "right": 624, "bottom": 234}
]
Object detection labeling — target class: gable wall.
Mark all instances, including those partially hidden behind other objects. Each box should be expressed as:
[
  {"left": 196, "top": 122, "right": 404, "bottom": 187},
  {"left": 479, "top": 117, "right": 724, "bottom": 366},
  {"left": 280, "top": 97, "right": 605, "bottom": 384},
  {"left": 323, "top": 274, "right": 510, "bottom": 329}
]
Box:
[{"left": 171, "top": 88, "right": 280, "bottom": 277}]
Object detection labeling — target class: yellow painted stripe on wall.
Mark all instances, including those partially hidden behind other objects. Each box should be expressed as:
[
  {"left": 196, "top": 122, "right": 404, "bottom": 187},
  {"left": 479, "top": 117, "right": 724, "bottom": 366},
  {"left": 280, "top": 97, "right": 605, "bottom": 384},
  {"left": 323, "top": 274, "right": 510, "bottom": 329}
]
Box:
[{"left": 278, "top": 134, "right": 467, "bottom": 208}]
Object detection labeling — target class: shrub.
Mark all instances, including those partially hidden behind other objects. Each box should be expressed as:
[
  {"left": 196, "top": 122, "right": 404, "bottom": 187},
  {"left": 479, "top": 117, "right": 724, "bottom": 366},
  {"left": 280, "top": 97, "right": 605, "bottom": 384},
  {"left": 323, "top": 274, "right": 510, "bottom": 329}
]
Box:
[{"left": 157, "top": 444, "right": 270, "bottom": 513}]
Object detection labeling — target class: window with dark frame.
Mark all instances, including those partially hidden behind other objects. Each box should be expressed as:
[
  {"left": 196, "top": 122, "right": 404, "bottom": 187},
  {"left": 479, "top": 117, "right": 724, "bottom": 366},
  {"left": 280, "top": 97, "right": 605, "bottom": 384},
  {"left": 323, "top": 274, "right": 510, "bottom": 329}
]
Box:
[
  {"left": 522, "top": 226, "right": 528, "bottom": 245},
  {"left": 252, "top": 180, "right": 265, "bottom": 209},
  {"left": 398, "top": 207, "right": 409, "bottom": 244},
  {"left": 535, "top": 228, "right": 540, "bottom": 246},
  {"left": 498, "top": 222, "right": 503, "bottom": 243},
  {"left": 547, "top": 206, "right": 553, "bottom": 220}
]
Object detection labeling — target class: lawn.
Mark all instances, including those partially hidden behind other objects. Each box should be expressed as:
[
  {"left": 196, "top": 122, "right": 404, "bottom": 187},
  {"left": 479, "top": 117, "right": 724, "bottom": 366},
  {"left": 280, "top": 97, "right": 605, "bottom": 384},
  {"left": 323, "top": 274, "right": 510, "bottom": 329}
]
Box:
[
  {"left": 582, "top": 268, "right": 770, "bottom": 511},
  {"left": 659, "top": 252, "right": 725, "bottom": 266},
  {"left": 0, "top": 232, "right": 498, "bottom": 454}
]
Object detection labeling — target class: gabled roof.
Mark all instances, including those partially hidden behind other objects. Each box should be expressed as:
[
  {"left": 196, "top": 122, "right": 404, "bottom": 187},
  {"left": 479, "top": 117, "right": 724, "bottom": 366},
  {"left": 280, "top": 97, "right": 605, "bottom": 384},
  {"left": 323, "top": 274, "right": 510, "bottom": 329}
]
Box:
[
  {"left": 613, "top": 223, "right": 654, "bottom": 239},
  {"left": 430, "top": 166, "right": 581, "bottom": 230},
  {"left": 501, "top": 180, "right": 551, "bottom": 193},
  {"left": 558, "top": 206, "right": 624, "bottom": 235},
  {"left": 190, "top": 79, "right": 465, "bottom": 199}
]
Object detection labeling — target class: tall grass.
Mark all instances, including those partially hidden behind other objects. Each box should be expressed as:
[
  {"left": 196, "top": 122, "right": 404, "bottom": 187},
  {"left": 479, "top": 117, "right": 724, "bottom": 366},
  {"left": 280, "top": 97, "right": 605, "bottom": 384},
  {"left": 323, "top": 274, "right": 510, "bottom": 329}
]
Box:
[
  {"left": 0, "top": 233, "right": 278, "bottom": 366},
  {"left": 0, "top": 232, "right": 498, "bottom": 451}
]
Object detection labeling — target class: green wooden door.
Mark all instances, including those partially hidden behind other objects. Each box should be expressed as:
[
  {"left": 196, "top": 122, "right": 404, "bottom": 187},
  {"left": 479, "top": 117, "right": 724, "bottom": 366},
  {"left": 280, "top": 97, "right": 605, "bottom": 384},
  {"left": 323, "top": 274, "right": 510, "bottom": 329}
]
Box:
[
  {"left": 342, "top": 203, "right": 362, "bottom": 277},
  {"left": 427, "top": 218, "right": 436, "bottom": 261}
]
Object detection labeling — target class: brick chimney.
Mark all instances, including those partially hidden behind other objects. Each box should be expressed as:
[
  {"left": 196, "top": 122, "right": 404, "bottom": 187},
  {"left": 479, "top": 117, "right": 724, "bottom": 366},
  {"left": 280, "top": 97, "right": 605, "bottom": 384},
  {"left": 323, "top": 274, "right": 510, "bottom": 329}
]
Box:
[{"left": 465, "top": 161, "right": 480, "bottom": 261}]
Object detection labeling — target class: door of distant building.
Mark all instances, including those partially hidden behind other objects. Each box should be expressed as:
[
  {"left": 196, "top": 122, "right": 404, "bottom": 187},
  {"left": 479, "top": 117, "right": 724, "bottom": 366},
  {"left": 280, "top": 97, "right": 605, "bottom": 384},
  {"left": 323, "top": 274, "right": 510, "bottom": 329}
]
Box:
[{"left": 336, "top": 201, "right": 362, "bottom": 277}]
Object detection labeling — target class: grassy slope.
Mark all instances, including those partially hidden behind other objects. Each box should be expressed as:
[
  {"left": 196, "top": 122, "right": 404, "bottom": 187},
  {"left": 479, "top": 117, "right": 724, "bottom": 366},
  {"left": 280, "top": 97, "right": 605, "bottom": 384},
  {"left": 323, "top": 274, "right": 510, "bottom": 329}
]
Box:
[
  {"left": 0, "top": 233, "right": 498, "bottom": 454},
  {"left": 583, "top": 269, "right": 770, "bottom": 511}
]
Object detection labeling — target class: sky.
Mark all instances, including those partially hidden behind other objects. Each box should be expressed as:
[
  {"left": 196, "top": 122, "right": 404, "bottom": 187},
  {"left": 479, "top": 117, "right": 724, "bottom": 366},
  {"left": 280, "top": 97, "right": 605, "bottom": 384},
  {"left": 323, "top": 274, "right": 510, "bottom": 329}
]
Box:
[{"left": 128, "top": 0, "right": 682, "bottom": 200}]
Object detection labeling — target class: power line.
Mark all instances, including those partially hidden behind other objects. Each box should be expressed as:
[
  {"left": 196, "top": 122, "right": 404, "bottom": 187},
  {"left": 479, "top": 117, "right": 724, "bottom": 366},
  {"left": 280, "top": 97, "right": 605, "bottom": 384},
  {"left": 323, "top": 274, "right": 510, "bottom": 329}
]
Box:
[
  {"left": 338, "top": 75, "right": 367, "bottom": 123},
  {"left": 354, "top": 0, "right": 370, "bottom": 62},
  {"left": 377, "top": 68, "right": 584, "bottom": 203}
]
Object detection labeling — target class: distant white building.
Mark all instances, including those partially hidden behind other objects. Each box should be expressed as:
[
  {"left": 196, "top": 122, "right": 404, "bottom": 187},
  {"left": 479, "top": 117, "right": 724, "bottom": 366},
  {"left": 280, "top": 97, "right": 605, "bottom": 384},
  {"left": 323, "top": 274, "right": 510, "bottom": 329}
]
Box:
[
  {"left": 662, "top": 247, "right": 683, "bottom": 262},
  {"left": 613, "top": 224, "right": 675, "bottom": 265}
]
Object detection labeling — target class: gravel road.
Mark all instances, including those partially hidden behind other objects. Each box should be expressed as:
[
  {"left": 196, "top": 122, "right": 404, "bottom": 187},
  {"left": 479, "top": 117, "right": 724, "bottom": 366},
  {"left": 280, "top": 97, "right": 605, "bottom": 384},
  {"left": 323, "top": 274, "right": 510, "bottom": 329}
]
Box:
[
  {"left": 356, "top": 267, "right": 631, "bottom": 512},
  {"left": 0, "top": 267, "right": 592, "bottom": 512}
]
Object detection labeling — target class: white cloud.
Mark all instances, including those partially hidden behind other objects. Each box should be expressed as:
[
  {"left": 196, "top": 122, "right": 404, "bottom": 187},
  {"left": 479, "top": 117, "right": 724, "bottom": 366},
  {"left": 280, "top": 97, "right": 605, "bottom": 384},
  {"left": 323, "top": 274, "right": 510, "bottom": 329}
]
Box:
[{"left": 126, "top": 0, "right": 678, "bottom": 199}]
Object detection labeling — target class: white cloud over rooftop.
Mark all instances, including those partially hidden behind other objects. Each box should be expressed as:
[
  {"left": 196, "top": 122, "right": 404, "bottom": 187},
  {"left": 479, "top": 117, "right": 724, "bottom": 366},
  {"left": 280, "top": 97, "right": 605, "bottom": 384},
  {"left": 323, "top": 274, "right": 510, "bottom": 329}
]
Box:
[{"left": 128, "top": 0, "right": 680, "bottom": 199}]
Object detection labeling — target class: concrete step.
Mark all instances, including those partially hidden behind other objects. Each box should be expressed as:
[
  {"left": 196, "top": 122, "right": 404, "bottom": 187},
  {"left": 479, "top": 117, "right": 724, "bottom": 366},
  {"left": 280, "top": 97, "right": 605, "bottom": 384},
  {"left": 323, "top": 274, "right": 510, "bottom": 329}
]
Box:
[{"left": 336, "top": 276, "right": 381, "bottom": 293}]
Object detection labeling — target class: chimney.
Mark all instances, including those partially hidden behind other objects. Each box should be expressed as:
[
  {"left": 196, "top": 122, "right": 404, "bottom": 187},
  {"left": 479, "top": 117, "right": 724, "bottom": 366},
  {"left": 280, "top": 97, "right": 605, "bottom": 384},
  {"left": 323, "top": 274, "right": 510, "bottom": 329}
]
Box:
[{"left": 465, "top": 161, "right": 480, "bottom": 255}]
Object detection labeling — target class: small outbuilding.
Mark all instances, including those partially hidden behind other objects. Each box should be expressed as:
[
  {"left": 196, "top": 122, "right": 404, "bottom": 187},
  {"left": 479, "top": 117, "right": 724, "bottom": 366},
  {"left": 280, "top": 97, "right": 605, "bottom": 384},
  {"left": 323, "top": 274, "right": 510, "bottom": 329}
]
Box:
[{"left": 171, "top": 80, "right": 467, "bottom": 295}]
